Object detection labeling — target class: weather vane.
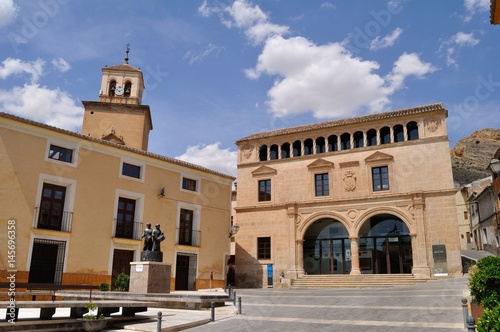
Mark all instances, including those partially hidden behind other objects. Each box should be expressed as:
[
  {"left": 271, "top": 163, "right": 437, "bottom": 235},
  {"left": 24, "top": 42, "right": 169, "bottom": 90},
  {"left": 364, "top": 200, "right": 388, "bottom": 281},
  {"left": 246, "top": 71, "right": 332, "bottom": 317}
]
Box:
[{"left": 124, "top": 43, "right": 131, "bottom": 64}]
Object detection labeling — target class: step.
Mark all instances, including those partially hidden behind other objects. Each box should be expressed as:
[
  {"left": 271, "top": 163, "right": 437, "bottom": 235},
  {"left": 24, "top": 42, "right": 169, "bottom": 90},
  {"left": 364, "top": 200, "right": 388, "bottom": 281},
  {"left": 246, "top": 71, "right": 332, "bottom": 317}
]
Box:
[{"left": 290, "top": 274, "right": 428, "bottom": 289}]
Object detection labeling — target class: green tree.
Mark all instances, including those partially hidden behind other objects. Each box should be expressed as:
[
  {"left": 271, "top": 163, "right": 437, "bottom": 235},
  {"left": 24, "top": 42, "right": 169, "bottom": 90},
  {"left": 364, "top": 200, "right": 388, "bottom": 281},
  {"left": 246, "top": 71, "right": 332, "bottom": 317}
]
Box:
[{"left": 468, "top": 256, "right": 500, "bottom": 310}]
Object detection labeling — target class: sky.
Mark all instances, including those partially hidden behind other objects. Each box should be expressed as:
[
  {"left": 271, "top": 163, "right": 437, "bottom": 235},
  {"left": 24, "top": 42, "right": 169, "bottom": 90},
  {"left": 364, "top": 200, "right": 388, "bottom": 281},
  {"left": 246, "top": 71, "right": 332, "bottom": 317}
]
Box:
[{"left": 0, "top": 0, "right": 499, "bottom": 179}]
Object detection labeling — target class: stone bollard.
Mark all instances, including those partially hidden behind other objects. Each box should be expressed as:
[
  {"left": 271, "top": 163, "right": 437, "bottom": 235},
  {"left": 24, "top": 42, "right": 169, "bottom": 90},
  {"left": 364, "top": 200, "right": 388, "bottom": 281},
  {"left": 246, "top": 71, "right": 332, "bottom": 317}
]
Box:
[
  {"left": 228, "top": 286, "right": 233, "bottom": 299},
  {"left": 233, "top": 291, "right": 237, "bottom": 306},
  {"left": 211, "top": 302, "right": 215, "bottom": 322},
  {"left": 466, "top": 316, "right": 476, "bottom": 332},
  {"left": 461, "top": 298, "right": 468, "bottom": 328},
  {"left": 238, "top": 296, "right": 242, "bottom": 315},
  {"left": 157, "top": 311, "right": 162, "bottom": 332}
]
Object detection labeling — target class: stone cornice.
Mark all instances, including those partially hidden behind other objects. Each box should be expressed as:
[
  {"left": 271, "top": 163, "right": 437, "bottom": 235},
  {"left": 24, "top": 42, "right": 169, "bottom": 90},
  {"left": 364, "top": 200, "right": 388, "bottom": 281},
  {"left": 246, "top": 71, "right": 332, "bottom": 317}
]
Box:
[{"left": 234, "top": 188, "right": 457, "bottom": 212}]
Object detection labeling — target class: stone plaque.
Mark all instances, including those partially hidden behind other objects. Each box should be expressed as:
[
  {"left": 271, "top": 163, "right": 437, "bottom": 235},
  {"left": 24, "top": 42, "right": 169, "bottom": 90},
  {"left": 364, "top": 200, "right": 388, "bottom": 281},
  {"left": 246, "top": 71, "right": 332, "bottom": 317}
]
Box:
[{"left": 432, "top": 244, "right": 446, "bottom": 259}]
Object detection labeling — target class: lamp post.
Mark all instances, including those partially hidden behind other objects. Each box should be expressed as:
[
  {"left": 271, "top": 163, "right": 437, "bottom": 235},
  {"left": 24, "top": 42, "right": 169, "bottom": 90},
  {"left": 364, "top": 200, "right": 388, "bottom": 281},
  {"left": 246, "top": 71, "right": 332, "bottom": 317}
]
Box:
[
  {"left": 229, "top": 223, "right": 240, "bottom": 237},
  {"left": 488, "top": 158, "right": 500, "bottom": 174}
]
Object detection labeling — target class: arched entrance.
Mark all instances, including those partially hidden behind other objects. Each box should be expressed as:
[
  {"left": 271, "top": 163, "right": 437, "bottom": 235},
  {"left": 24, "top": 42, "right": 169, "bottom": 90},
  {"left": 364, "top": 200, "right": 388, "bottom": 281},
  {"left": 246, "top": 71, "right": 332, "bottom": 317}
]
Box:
[
  {"left": 303, "top": 218, "right": 351, "bottom": 275},
  {"left": 358, "top": 214, "right": 412, "bottom": 274}
]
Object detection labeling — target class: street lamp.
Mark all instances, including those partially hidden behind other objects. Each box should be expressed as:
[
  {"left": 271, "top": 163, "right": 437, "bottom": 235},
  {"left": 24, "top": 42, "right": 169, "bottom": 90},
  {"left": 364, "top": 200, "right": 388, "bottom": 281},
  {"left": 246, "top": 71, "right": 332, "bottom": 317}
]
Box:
[
  {"left": 229, "top": 223, "right": 240, "bottom": 237},
  {"left": 488, "top": 158, "right": 500, "bottom": 175}
]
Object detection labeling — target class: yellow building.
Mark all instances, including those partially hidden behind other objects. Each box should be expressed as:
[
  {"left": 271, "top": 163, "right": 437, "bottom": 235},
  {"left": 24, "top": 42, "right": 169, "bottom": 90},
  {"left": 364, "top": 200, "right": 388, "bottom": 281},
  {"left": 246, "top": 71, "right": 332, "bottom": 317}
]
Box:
[
  {"left": 0, "top": 54, "right": 234, "bottom": 291},
  {"left": 235, "top": 103, "right": 462, "bottom": 287}
]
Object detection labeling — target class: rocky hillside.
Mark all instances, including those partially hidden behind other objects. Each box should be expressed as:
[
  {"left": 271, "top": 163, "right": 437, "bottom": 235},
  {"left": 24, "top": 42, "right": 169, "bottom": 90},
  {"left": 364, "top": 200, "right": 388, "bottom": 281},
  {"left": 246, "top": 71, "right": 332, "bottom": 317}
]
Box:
[{"left": 450, "top": 128, "right": 500, "bottom": 185}]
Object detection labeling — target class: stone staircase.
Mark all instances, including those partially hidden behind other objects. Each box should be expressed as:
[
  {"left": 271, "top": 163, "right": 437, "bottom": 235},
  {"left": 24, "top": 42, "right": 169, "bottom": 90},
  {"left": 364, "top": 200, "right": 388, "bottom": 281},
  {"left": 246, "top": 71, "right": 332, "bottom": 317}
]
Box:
[{"left": 290, "top": 274, "right": 428, "bottom": 289}]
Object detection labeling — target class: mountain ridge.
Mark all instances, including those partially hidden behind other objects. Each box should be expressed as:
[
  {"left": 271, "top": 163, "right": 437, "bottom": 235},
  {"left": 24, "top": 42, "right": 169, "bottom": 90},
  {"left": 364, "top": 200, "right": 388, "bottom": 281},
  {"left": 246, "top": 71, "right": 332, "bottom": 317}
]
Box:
[{"left": 450, "top": 128, "right": 500, "bottom": 185}]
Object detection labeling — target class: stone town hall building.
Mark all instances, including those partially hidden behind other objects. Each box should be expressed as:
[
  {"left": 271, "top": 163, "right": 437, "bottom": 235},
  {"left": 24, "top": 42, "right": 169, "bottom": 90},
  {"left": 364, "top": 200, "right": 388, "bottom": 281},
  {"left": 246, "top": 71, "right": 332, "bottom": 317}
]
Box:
[{"left": 234, "top": 103, "right": 462, "bottom": 288}]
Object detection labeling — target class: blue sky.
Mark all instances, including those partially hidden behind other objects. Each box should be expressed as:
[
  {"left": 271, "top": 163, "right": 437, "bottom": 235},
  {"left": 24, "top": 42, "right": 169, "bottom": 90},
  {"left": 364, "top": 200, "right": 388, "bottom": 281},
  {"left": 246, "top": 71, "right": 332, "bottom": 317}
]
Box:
[{"left": 0, "top": 0, "right": 499, "bottom": 178}]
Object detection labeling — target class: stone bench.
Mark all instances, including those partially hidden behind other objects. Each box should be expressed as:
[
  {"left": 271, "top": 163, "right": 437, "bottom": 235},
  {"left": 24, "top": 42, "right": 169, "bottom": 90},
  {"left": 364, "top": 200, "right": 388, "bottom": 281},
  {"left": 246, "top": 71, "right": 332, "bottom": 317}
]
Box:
[
  {"left": 0, "top": 291, "right": 55, "bottom": 301},
  {"left": 58, "top": 290, "right": 231, "bottom": 310},
  {"left": 0, "top": 282, "right": 99, "bottom": 301},
  {"left": 1, "top": 300, "right": 156, "bottom": 321}
]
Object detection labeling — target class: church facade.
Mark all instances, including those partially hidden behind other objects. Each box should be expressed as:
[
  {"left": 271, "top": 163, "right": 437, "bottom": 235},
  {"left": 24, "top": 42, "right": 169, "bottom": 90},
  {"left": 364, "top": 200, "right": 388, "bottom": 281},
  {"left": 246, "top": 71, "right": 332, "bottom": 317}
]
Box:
[
  {"left": 234, "top": 103, "right": 461, "bottom": 287},
  {"left": 0, "top": 53, "right": 234, "bottom": 291}
]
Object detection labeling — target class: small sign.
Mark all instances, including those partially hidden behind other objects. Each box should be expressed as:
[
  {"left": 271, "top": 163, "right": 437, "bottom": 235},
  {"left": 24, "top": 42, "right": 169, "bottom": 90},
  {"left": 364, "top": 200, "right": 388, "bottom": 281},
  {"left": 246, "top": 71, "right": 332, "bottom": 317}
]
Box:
[
  {"left": 432, "top": 244, "right": 447, "bottom": 259},
  {"left": 136, "top": 264, "right": 143, "bottom": 272}
]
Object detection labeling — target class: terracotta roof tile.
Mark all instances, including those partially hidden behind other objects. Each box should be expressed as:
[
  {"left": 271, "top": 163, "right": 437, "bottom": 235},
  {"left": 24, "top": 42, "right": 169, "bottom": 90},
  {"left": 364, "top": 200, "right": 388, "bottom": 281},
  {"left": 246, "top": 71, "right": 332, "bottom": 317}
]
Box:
[
  {"left": 103, "top": 63, "right": 142, "bottom": 72},
  {"left": 236, "top": 103, "right": 445, "bottom": 143}
]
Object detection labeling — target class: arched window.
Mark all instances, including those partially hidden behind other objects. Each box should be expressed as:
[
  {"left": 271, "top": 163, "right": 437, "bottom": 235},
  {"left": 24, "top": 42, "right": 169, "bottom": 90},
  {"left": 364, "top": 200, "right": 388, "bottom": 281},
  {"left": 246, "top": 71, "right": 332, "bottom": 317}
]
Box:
[
  {"left": 316, "top": 137, "right": 326, "bottom": 154},
  {"left": 109, "top": 80, "right": 116, "bottom": 96},
  {"left": 124, "top": 81, "right": 132, "bottom": 97},
  {"left": 366, "top": 129, "right": 377, "bottom": 146},
  {"left": 353, "top": 131, "right": 364, "bottom": 148},
  {"left": 328, "top": 135, "right": 338, "bottom": 152},
  {"left": 340, "top": 133, "right": 351, "bottom": 150},
  {"left": 407, "top": 121, "right": 419, "bottom": 140},
  {"left": 393, "top": 124, "right": 404, "bottom": 142},
  {"left": 293, "top": 140, "right": 301, "bottom": 157},
  {"left": 304, "top": 139, "right": 313, "bottom": 155},
  {"left": 281, "top": 143, "right": 290, "bottom": 159},
  {"left": 270, "top": 145, "right": 279, "bottom": 160},
  {"left": 259, "top": 145, "right": 268, "bottom": 161},
  {"left": 380, "top": 127, "right": 391, "bottom": 145}
]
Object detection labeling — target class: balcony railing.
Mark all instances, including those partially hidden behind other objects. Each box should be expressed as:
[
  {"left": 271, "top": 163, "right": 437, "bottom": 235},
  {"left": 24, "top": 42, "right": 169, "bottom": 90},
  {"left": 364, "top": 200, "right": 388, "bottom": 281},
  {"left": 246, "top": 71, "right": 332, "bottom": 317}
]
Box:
[
  {"left": 114, "top": 220, "right": 143, "bottom": 240},
  {"left": 176, "top": 229, "right": 201, "bottom": 247},
  {"left": 34, "top": 207, "right": 73, "bottom": 232}
]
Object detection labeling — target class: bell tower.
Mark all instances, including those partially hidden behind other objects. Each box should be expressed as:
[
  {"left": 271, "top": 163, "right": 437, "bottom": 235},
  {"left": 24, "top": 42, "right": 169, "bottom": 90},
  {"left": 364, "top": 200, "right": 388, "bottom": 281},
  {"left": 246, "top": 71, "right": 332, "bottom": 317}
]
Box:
[{"left": 81, "top": 46, "right": 153, "bottom": 151}]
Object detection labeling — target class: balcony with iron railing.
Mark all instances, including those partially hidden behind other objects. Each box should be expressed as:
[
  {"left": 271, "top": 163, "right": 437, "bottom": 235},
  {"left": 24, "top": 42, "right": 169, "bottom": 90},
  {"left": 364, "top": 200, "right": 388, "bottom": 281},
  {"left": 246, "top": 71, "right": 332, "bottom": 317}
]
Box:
[
  {"left": 114, "top": 220, "right": 143, "bottom": 240},
  {"left": 176, "top": 228, "right": 201, "bottom": 247},
  {"left": 34, "top": 207, "right": 73, "bottom": 232}
]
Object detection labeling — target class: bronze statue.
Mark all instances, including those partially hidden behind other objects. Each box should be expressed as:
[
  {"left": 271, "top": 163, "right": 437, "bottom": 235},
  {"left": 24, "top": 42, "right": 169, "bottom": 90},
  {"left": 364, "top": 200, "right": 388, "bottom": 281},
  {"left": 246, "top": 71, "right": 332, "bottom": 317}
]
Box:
[
  {"left": 141, "top": 223, "right": 153, "bottom": 251},
  {"left": 152, "top": 224, "right": 165, "bottom": 252},
  {"left": 141, "top": 223, "right": 165, "bottom": 262}
]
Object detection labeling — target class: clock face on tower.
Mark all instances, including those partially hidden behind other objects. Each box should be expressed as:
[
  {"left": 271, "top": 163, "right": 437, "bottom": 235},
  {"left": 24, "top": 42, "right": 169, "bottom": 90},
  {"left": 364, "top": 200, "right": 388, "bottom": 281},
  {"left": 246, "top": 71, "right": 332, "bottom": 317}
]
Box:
[{"left": 115, "top": 86, "right": 124, "bottom": 96}]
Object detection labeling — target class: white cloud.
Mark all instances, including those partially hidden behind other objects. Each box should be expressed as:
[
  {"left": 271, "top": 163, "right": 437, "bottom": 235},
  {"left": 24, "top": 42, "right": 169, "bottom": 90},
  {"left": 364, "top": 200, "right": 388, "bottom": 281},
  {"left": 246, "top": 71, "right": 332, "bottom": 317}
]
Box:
[
  {"left": 51, "top": 57, "right": 71, "bottom": 73},
  {"left": 385, "top": 52, "right": 437, "bottom": 90},
  {"left": 199, "top": 0, "right": 289, "bottom": 45},
  {"left": 198, "top": 0, "right": 220, "bottom": 18},
  {"left": 370, "top": 27, "right": 403, "bottom": 50},
  {"left": 0, "top": 58, "right": 45, "bottom": 83},
  {"left": 184, "top": 43, "right": 223, "bottom": 65},
  {"left": 0, "top": 84, "right": 83, "bottom": 131},
  {"left": 175, "top": 142, "right": 237, "bottom": 177},
  {"left": 439, "top": 32, "right": 480, "bottom": 67},
  {"left": 463, "top": 0, "right": 490, "bottom": 21},
  {"left": 452, "top": 32, "right": 480, "bottom": 46},
  {"left": 321, "top": 2, "right": 335, "bottom": 9},
  {"left": 246, "top": 35, "right": 435, "bottom": 119},
  {"left": 0, "top": 0, "right": 19, "bottom": 27}
]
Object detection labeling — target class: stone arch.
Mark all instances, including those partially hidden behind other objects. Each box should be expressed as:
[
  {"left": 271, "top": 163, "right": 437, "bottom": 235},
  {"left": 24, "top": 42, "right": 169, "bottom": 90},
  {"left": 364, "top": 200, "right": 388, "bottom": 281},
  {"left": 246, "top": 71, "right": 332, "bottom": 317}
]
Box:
[
  {"left": 300, "top": 212, "right": 355, "bottom": 275},
  {"left": 298, "top": 211, "right": 353, "bottom": 241},
  {"left": 353, "top": 207, "right": 415, "bottom": 274},
  {"left": 353, "top": 206, "right": 415, "bottom": 236}
]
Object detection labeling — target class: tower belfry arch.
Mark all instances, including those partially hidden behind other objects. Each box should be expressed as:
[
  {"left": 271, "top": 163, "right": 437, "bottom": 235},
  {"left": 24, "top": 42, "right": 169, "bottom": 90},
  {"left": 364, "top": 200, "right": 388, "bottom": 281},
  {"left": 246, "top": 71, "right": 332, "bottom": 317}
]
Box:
[{"left": 81, "top": 46, "right": 153, "bottom": 151}]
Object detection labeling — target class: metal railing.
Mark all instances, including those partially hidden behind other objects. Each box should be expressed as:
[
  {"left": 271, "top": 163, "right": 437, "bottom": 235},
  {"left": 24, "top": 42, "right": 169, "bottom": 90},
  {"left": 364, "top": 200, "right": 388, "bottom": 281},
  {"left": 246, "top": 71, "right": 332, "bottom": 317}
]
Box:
[
  {"left": 114, "top": 220, "right": 143, "bottom": 240},
  {"left": 176, "top": 229, "right": 201, "bottom": 247},
  {"left": 34, "top": 207, "right": 73, "bottom": 232}
]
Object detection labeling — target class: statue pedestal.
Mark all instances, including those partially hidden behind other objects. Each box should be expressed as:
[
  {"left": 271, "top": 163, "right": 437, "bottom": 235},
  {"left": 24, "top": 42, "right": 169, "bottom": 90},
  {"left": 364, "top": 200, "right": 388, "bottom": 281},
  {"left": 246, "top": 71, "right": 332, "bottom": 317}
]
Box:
[
  {"left": 129, "top": 261, "right": 171, "bottom": 294},
  {"left": 141, "top": 251, "right": 163, "bottom": 262}
]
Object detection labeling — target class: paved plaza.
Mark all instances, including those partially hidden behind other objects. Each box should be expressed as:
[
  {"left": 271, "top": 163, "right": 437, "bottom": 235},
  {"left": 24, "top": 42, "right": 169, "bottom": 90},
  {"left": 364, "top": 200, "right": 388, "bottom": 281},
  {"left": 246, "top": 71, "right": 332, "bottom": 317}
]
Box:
[
  {"left": 185, "top": 276, "right": 470, "bottom": 332},
  {"left": 1, "top": 276, "right": 470, "bottom": 331}
]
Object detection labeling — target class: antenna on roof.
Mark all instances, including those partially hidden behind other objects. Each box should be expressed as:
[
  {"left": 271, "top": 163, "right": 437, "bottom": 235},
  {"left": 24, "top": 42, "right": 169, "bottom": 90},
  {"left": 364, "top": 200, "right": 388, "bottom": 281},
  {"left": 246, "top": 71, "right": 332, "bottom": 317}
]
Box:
[{"left": 124, "top": 43, "right": 131, "bottom": 64}]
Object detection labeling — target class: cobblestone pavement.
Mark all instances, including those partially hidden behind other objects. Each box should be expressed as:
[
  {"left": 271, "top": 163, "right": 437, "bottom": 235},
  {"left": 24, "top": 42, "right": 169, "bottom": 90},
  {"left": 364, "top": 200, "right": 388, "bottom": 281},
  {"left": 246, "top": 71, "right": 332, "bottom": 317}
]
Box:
[{"left": 185, "top": 277, "right": 470, "bottom": 332}]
